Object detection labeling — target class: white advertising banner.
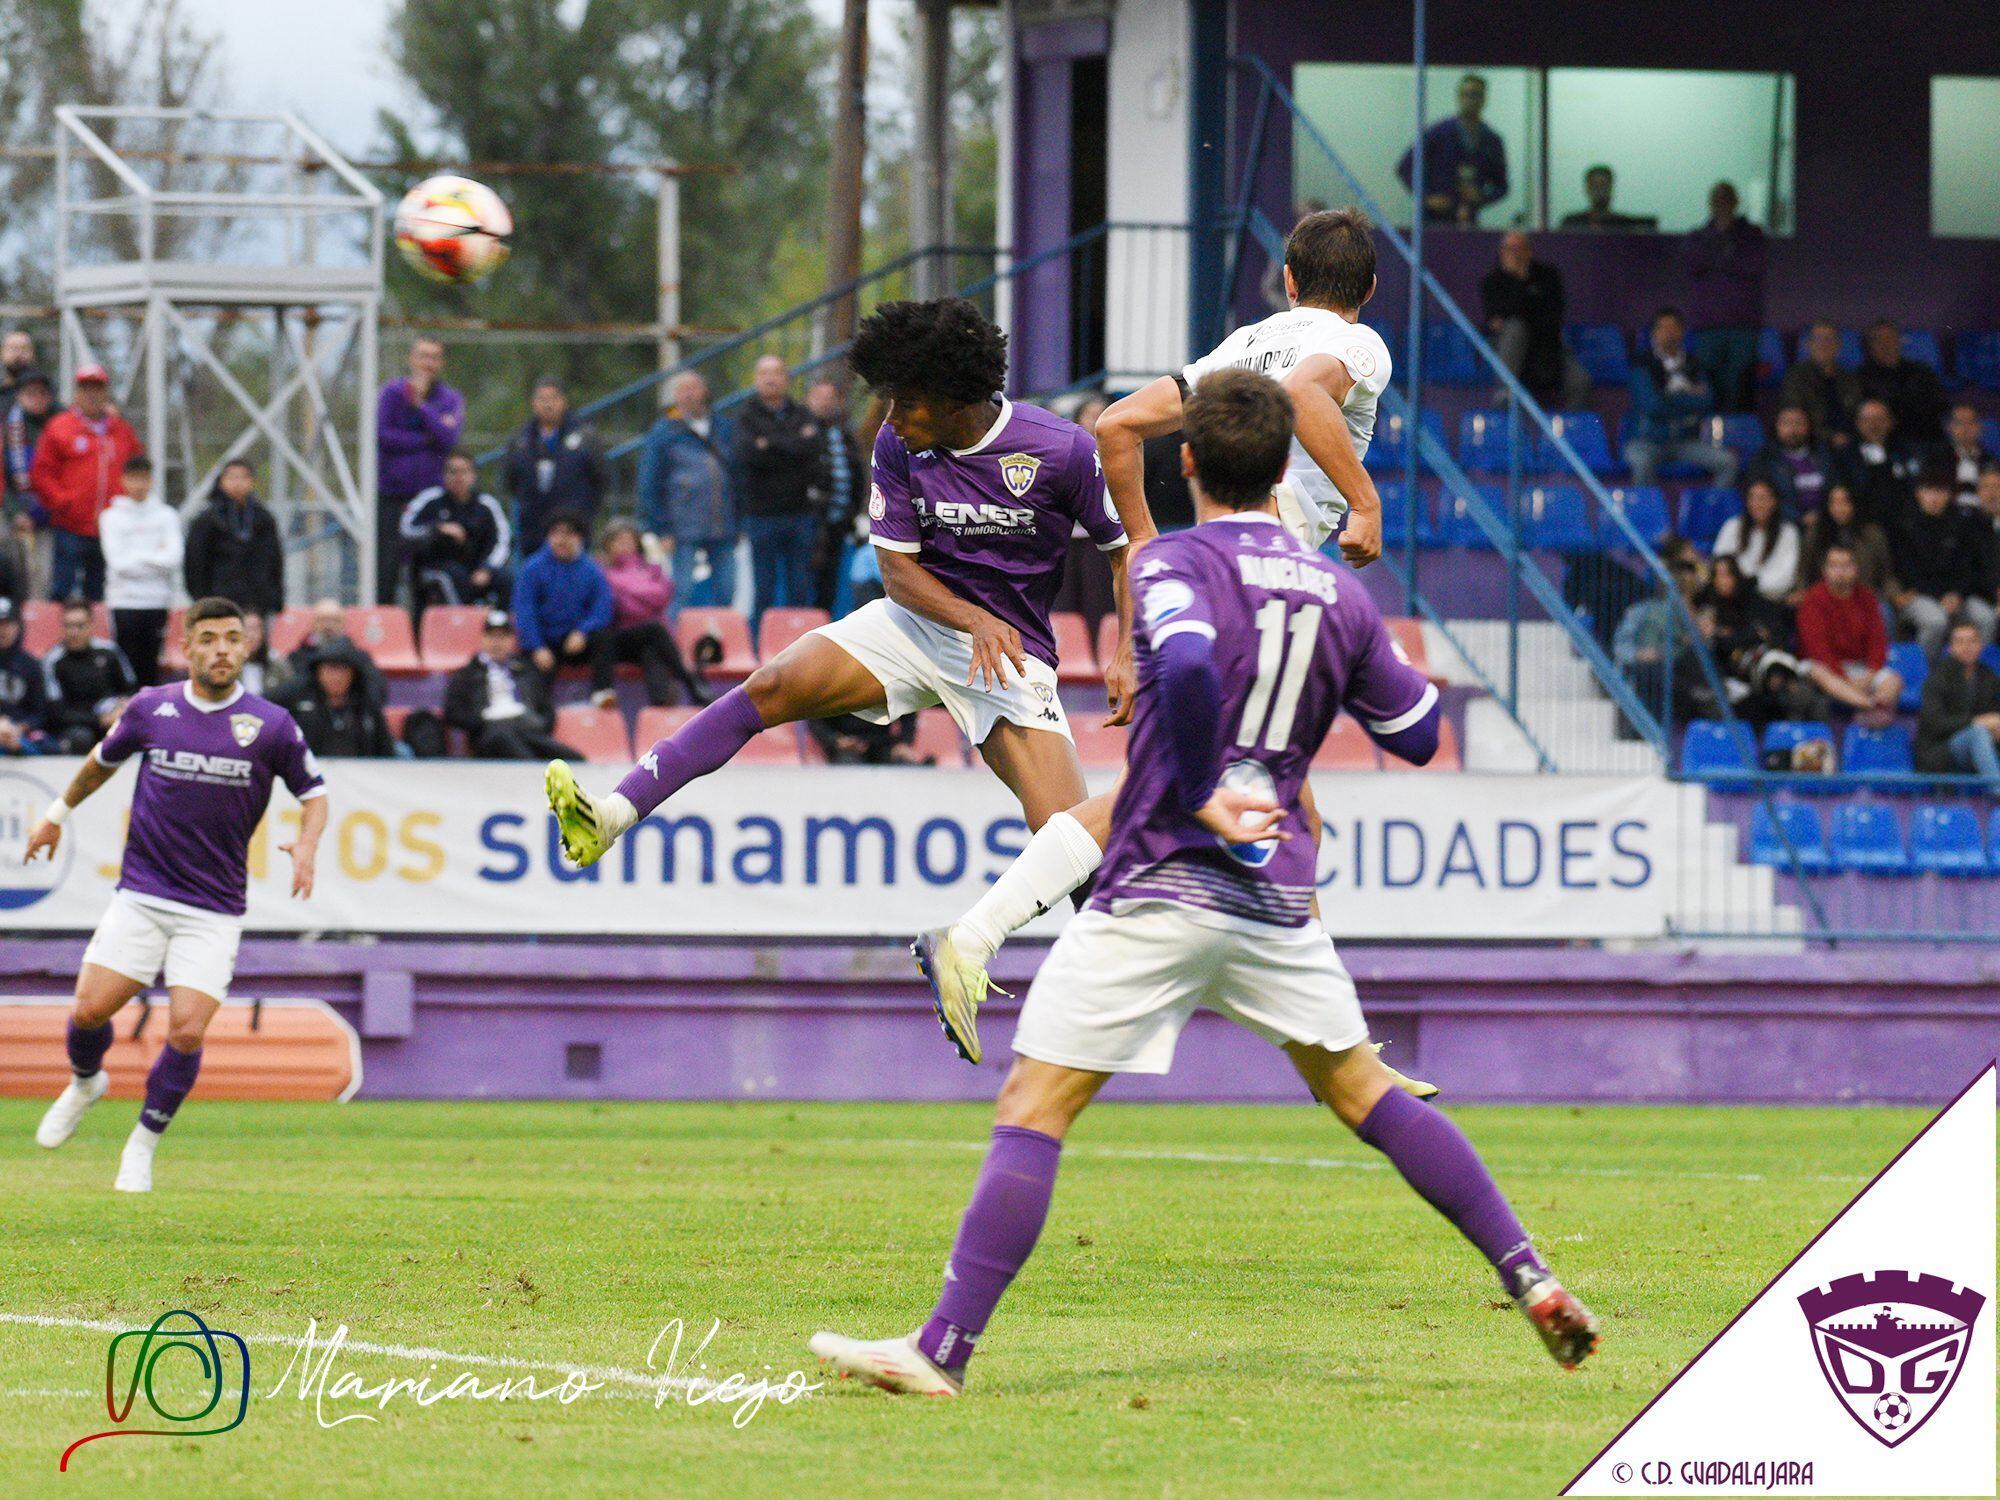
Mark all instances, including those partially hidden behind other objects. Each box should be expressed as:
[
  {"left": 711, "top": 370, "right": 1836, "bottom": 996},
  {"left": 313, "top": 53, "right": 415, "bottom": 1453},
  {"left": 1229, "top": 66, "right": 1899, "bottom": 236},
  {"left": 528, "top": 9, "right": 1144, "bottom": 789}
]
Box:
[{"left": 0, "top": 759, "right": 1696, "bottom": 940}]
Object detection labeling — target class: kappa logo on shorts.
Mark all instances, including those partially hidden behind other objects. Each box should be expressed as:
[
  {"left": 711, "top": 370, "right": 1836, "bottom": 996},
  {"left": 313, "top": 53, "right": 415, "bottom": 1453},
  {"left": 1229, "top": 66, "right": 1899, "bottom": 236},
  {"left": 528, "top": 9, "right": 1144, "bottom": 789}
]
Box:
[
  {"left": 1798, "top": 1271, "right": 1985, "bottom": 1448},
  {"left": 229, "top": 713, "right": 262, "bottom": 748},
  {"left": 997, "top": 452, "right": 1042, "bottom": 499}
]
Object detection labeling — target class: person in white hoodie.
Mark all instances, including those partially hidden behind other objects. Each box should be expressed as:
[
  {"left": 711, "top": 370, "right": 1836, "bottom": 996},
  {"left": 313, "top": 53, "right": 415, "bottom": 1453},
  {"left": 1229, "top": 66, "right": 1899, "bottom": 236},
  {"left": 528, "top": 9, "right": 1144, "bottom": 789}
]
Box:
[{"left": 98, "top": 455, "right": 183, "bottom": 686}]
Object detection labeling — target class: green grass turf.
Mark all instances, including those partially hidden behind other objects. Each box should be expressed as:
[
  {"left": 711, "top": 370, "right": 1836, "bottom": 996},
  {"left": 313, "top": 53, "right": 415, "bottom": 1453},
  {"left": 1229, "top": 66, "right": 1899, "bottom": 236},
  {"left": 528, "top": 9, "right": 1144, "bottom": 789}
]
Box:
[{"left": 0, "top": 1097, "right": 1927, "bottom": 1498}]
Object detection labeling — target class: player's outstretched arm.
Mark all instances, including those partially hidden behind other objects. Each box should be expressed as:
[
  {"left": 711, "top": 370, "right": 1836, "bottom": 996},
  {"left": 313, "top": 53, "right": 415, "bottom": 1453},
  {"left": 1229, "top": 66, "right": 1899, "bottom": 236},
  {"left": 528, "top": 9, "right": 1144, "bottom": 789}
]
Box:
[
  {"left": 281, "top": 792, "right": 329, "bottom": 900},
  {"left": 1096, "top": 377, "right": 1182, "bottom": 722},
  {"left": 1284, "top": 353, "right": 1382, "bottom": 568},
  {"left": 876, "top": 547, "right": 1026, "bottom": 691},
  {"left": 21, "top": 751, "right": 119, "bottom": 863}
]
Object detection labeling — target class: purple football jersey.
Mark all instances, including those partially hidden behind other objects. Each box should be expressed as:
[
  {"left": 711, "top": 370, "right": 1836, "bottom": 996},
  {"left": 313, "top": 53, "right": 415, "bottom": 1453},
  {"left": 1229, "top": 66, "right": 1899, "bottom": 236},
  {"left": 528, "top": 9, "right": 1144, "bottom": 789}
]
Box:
[
  {"left": 1093, "top": 513, "right": 1436, "bottom": 927},
  {"left": 94, "top": 682, "right": 326, "bottom": 917},
  {"left": 867, "top": 398, "right": 1126, "bottom": 667}
]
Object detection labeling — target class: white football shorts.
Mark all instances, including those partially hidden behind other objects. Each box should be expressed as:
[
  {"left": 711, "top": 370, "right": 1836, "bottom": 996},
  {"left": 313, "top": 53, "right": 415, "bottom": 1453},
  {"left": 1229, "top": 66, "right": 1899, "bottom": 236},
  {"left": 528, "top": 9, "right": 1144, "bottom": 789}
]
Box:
[
  {"left": 1274, "top": 477, "right": 1338, "bottom": 551},
  {"left": 1012, "top": 903, "right": 1370, "bottom": 1074},
  {"left": 812, "top": 598, "right": 1073, "bottom": 748},
  {"left": 82, "top": 891, "right": 243, "bottom": 1001}
]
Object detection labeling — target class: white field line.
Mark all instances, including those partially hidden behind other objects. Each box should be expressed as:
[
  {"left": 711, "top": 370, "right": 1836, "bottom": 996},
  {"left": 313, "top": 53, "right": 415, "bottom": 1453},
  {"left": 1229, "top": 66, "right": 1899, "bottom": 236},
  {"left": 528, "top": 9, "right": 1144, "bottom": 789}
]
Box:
[
  {"left": 826, "top": 1137, "right": 1871, "bottom": 1186},
  {"left": 0, "top": 1312, "right": 717, "bottom": 1397}
]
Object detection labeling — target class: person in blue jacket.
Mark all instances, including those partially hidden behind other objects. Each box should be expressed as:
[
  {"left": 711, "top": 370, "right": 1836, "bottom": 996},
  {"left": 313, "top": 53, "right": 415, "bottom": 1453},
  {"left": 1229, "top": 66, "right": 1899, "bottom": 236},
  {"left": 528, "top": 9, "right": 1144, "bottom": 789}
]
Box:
[
  {"left": 512, "top": 510, "right": 617, "bottom": 706},
  {"left": 636, "top": 371, "right": 739, "bottom": 616},
  {"left": 1621, "top": 307, "right": 1739, "bottom": 487}
]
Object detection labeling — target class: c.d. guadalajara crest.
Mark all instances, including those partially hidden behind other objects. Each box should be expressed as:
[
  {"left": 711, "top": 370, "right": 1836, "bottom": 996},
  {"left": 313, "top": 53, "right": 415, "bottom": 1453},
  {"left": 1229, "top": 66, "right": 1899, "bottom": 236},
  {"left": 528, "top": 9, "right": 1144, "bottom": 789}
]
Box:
[{"left": 1798, "top": 1271, "right": 1985, "bottom": 1447}]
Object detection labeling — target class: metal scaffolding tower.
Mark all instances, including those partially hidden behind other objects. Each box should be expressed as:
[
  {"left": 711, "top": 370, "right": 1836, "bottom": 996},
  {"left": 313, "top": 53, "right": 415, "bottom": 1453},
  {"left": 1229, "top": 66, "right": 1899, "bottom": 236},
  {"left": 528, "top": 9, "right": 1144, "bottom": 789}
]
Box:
[{"left": 53, "top": 106, "right": 385, "bottom": 601}]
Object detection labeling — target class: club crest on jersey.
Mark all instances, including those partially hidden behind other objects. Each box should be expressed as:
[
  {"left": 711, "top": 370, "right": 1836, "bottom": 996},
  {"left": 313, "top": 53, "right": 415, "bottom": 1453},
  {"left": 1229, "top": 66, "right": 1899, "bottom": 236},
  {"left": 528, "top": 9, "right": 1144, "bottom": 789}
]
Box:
[
  {"left": 867, "top": 483, "right": 886, "bottom": 521},
  {"left": 1142, "top": 579, "right": 1194, "bottom": 626},
  {"left": 997, "top": 452, "right": 1042, "bottom": 499},
  {"left": 229, "top": 713, "right": 262, "bottom": 748},
  {"left": 1798, "top": 1271, "right": 1985, "bottom": 1448}
]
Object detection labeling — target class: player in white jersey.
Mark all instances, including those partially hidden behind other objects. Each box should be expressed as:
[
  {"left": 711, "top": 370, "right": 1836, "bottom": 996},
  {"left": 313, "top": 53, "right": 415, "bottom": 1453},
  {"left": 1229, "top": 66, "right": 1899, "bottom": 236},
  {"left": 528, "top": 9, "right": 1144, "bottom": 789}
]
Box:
[{"left": 911, "top": 210, "right": 1433, "bottom": 1097}]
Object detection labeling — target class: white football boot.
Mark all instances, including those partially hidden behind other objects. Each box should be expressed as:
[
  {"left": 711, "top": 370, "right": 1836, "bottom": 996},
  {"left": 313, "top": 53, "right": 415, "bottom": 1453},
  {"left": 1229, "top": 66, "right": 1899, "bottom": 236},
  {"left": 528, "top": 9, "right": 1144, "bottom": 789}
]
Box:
[
  {"left": 808, "top": 1330, "right": 962, "bottom": 1396},
  {"left": 35, "top": 1069, "right": 109, "bottom": 1149},
  {"left": 114, "top": 1125, "right": 160, "bottom": 1193}
]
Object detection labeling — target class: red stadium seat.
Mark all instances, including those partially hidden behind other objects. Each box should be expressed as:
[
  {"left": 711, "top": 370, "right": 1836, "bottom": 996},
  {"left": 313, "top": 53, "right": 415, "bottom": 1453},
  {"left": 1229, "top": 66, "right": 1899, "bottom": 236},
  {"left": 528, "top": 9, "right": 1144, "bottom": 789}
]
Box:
[
  {"left": 757, "top": 606, "right": 830, "bottom": 661},
  {"left": 345, "top": 606, "right": 424, "bottom": 674},
  {"left": 1385, "top": 617, "right": 1432, "bottom": 678},
  {"left": 1095, "top": 613, "right": 1120, "bottom": 671},
  {"left": 20, "top": 601, "right": 61, "bottom": 657},
  {"left": 267, "top": 606, "right": 316, "bottom": 657},
  {"left": 160, "top": 606, "right": 188, "bottom": 674},
  {"left": 553, "top": 705, "right": 632, "bottom": 764},
  {"left": 1384, "top": 715, "right": 1460, "bottom": 771},
  {"left": 1051, "top": 611, "right": 1101, "bottom": 685},
  {"left": 419, "top": 605, "right": 487, "bottom": 671},
  {"left": 737, "top": 724, "right": 803, "bottom": 764},
  {"left": 913, "top": 708, "right": 969, "bottom": 767},
  {"left": 632, "top": 704, "right": 681, "bottom": 751},
  {"left": 1313, "top": 717, "right": 1383, "bottom": 770},
  {"left": 675, "top": 607, "right": 758, "bottom": 682},
  {"left": 1071, "top": 719, "right": 1128, "bottom": 769}
]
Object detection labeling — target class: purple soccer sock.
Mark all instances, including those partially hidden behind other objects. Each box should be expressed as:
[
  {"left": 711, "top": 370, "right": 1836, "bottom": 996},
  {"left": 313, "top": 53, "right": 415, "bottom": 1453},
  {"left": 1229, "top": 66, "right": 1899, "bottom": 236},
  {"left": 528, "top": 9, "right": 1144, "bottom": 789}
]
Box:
[
  {"left": 138, "top": 1044, "right": 202, "bottom": 1134},
  {"left": 1356, "top": 1086, "right": 1550, "bottom": 1295},
  {"left": 916, "top": 1126, "right": 1062, "bottom": 1374},
  {"left": 66, "top": 1018, "right": 114, "bottom": 1078},
  {"left": 613, "top": 687, "right": 767, "bottom": 820}
]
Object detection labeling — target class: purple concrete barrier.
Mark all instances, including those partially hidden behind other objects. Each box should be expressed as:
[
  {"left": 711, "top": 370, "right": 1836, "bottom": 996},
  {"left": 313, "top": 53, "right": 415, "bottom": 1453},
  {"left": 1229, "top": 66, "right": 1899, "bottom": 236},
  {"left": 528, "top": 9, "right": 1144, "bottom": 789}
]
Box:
[{"left": 3, "top": 938, "right": 1995, "bottom": 1106}]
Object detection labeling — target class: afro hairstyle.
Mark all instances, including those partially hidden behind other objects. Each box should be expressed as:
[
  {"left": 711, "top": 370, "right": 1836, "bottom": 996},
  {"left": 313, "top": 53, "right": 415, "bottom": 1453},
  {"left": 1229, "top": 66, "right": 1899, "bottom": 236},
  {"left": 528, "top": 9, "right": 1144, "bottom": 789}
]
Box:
[{"left": 848, "top": 297, "right": 1008, "bottom": 406}]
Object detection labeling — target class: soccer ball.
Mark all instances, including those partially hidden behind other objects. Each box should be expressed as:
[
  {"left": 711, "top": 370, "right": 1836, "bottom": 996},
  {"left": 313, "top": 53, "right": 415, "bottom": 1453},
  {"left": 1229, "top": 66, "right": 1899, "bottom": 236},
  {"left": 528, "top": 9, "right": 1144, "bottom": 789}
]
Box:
[
  {"left": 393, "top": 175, "right": 513, "bottom": 285},
  {"left": 1873, "top": 1392, "right": 1913, "bottom": 1429}
]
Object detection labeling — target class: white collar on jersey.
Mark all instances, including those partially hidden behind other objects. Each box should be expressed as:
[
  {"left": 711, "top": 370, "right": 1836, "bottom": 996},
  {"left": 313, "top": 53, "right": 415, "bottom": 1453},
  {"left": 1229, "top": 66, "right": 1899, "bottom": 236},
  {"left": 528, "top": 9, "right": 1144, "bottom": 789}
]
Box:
[
  {"left": 1199, "top": 508, "right": 1283, "bottom": 527},
  {"left": 946, "top": 397, "right": 1013, "bottom": 457},
  {"left": 182, "top": 680, "right": 246, "bottom": 714}
]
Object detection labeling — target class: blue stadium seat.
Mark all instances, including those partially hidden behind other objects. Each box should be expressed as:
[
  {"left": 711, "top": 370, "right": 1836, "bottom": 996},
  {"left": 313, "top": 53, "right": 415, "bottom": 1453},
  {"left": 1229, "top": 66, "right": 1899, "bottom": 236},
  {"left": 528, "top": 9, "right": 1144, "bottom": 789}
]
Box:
[
  {"left": 1840, "top": 722, "right": 1916, "bottom": 784},
  {"left": 1983, "top": 417, "right": 2000, "bottom": 456},
  {"left": 1764, "top": 720, "right": 1836, "bottom": 758},
  {"left": 1756, "top": 327, "right": 1786, "bottom": 386},
  {"left": 1900, "top": 329, "right": 1943, "bottom": 372},
  {"left": 1679, "top": 488, "right": 1740, "bottom": 551},
  {"left": 1981, "top": 644, "right": 2000, "bottom": 677},
  {"left": 1955, "top": 332, "right": 2000, "bottom": 392},
  {"left": 1680, "top": 720, "right": 1757, "bottom": 784},
  {"left": 1440, "top": 485, "right": 1507, "bottom": 549},
  {"left": 1568, "top": 323, "right": 1631, "bottom": 386},
  {"left": 1376, "top": 481, "right": 1443, "bottom": 550},
  {"left": 1796, "top": 327, "right": 1862, "bottom": 368},
  {"left": 1525, "top": 485, "right": 1597, "bottom": 551},
  {"left": 1424, "top": 322, "right": 1481, "bottom": 385},
  {"left": 1701, "top": 414, "right": 1766, "bottom": 458},
  {"left": 1911, "top": 804, "right": 1988, "bottom": 874},
  {"left": 1532, "top": 411, "right": 1617, "bottom": 476},
  {"left": 1363, "top": 408, "right": 1445, "bottom": 473},
  {"left": 1603, "top": 485, "right": 1670, "bottom": 546},
  {"left": 1990, "top": 806, "right": 2000, "bottom": 868},
  {"left": 1458, "top": 410, "right": 1519, "bottom": 473},
  {"left": 1831, "top": 803, "right": 1911, "bottom": 874},
  {"left": 1748, "top": 801, "right": 1831, "bottom": 872},
  {"left": 1888, "top": 642, "right": 1929, "bottom": 713}
]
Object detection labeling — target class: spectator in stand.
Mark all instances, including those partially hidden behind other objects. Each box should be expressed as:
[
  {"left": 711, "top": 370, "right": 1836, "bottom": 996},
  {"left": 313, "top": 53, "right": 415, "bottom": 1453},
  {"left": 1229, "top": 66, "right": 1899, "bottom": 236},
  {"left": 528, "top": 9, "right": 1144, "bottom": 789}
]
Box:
[
  {"left": 1481, "top": 231, "right": 1591, "bottom": 409},
  {"left": 1623, "top": 308, "right": 1737, "bottom": 486},
  {"left": 183, "top": 459, "right": 285, "bottom": 617},
  {"left": 291, "top": 642, "right": 397, "bottom": 759},
  {"left": 237, "top": 610, "right": 294, "bottom": 702},
  {"left": 1796, "top": 544, "right": 1902, "bottom": 727},
  {"left": 1916, "top": 617, "right": 2000, "bottom": 788},
  {"left": 289, "top": 597, "right": 389, "bottom": 708},
  {"left": 43, "top": 599, "right": 135, "bottom": 752},
  {"left": 513, "top": 509, "right": 616, "bottom": 706},
  {"left": 1890, "top": 468, "right": 1994, "bottom": 651},
  {"left": 808, "top": 711, "right": 925, "bottom": 765},
  {"left": 1778, "top": 322, "right": 1861, "bottom": 448},
  {"left": 1713, "top": 478, "right": 1800, "bottom": 602},
  {"left": 1938, "top": 402, "right": 1994, "bottom": 510},
  {"left": 1800, "top": 483, "right": 1894, "bottom": 600},
  {"left": 1612, "top": 537, "right": 1712, "bottom": 728},
  {"left": 1746, "top": 405, "right": 1836, "bottom": 518},
  {"left": 1396, "top": 72, "right": 1507, "bottom": 226},
  {"left": 1838, "top": 398, "right": 1920, "bottom": 527},
  {"left": 1558, "top": 165, "right": 1655, "bottom": 232},
  {"left": 0, "top": 598, "right": 49, "bottom": 755},
  {"left": 4, "top": 368, "right": 59, "bottom": 600},
  {"left": 637, "top": 370, "right": 739, "bottom": 618},
  {"left": 1976, "top": 464, "right": 2000, "bottom": 575},
  {"left": 736, "top": 355, "right": 825, "bottom": 623},
  {"left": 0, "top": 330, "right": 35, "bottom": 404},
  {"left": 375, "top": 337, "right": 464, "bottom": 605},
  {"left": 444, "top": 609, "right": 580, "bottom": 761},
  {"left": 1858, "top": 319, "right": 1947, "bottom": 447},
  {"left": 401, "top": 450, "right": 512, "bottom": 611},
  {"left": 807, "top": 376, "right": 861, "bottom": 609},
  {"left": 30, "top": 364, "right": 140, "bottom": 602},
  {"left": 600, "top": 519, "right": 707, "bottom": 706},
  {"left": 1696, "top": 554, "right": 1817, "bottom": 728},
  {"left": 1683, "top": 182, "right": 1765, "bottom": 413},
  {"left": 97, "top": 455, "right": 181, "bottom": 687},
  {"left": 504, "top": 376, "right": 604, "bottom": 555}
]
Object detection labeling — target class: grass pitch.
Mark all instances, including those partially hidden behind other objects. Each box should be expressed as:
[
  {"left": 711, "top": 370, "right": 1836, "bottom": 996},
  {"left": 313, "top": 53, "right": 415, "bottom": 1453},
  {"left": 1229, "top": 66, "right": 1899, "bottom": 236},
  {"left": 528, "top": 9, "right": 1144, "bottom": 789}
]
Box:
[{"left": 0, "top": 1096, "right": 1923, "bottom": 1497}]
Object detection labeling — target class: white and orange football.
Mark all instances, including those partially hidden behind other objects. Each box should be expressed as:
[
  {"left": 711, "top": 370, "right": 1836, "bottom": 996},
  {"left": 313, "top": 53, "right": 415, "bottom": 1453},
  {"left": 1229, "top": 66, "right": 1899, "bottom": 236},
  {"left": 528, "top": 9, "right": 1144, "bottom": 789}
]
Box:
[{"left": 392, "top": 174, "right": 513, "bottom": 285}]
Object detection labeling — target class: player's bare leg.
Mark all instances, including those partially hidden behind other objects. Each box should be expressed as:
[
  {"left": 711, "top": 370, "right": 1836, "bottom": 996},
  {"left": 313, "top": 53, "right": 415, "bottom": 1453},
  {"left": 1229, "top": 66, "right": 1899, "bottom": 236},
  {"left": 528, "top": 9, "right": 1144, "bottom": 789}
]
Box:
[
  {"left": 548, "top": 635, "right": 889, "bottom": 866},
  {"left": 35, "top": 964, "right": 143, "bottom": 1148},
  {"left": 115, "top": 986, "right": 219, "bottom": 1194},
  {"left": 1285, "top": 1040, "right": 1598, "bottom": 1369},
  {"left": 913, "top": 725, "right": 1092, "bottom": 1062},
  {"left": 811, "top": 1057, "right": 1106, "bottom": 1393}
]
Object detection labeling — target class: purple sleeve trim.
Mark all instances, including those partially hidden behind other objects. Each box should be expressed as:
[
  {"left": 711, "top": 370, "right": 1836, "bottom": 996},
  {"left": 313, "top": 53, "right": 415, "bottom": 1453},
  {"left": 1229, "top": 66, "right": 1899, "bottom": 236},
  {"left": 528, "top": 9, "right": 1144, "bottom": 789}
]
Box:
[{"left": 1156, "top": 629, "right": 1223, "bottom": 811}]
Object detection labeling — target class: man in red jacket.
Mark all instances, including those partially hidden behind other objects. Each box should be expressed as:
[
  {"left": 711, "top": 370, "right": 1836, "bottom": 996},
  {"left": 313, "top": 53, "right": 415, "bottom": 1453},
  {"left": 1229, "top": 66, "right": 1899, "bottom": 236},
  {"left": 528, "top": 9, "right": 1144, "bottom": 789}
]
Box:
[
  {"left": 1795, "top": 543, "right": 1903, "bottom": 727},
  {"left": 30, "top": 365, "right": 141, "bottom": 602}
]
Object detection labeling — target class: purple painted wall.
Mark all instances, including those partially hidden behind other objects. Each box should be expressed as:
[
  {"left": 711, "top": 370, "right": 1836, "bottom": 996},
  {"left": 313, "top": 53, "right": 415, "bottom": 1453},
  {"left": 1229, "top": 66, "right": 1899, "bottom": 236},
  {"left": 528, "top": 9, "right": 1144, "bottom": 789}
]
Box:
[
  {"left": 6, "top": 938, "right": 1995, "bottom": 1107},
  {"left": 1231, "top": 0, "right": 2000, "bottom": 334},
  {"left": 1011, "top": 18, "right": 1109, "bottom": 394}
]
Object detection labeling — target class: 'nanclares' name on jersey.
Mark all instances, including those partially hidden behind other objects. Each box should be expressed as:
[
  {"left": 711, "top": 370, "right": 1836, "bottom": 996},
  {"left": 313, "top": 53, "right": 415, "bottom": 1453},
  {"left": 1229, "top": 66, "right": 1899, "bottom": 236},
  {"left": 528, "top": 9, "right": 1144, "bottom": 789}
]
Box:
[{"left": 1095, "top": 511, "right": 1434, "bottom": 929}]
